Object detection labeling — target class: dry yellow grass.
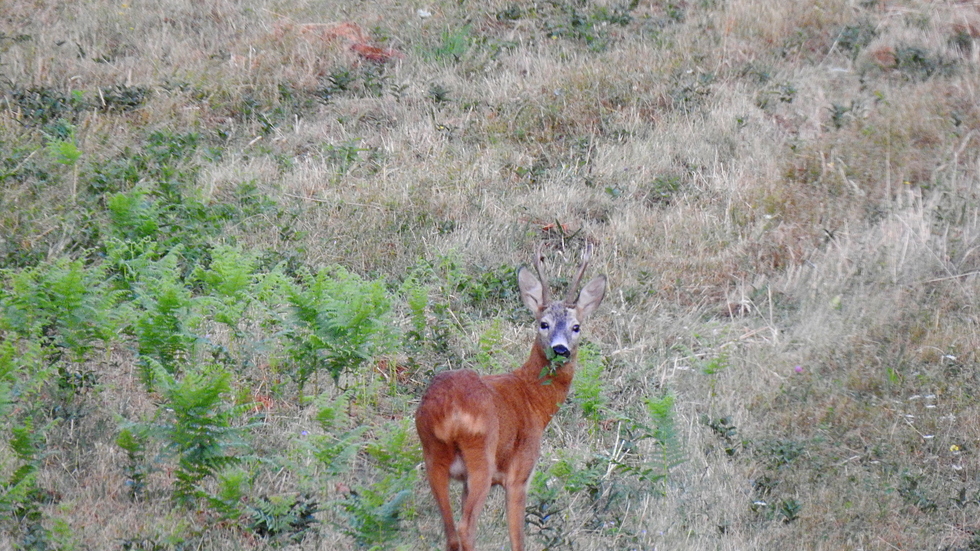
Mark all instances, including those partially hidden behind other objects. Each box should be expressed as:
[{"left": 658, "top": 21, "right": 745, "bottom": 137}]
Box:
[{"left": 2, "top": 0, "right": 980, "bottom": 549}]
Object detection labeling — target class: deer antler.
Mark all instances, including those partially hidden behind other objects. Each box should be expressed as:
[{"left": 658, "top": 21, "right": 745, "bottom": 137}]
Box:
[
  {"left": 564, "top": 244, "right": 593, "bottom": 306},
  {"left": 533, "top": 242, "right": 550, "bottom": 304}
]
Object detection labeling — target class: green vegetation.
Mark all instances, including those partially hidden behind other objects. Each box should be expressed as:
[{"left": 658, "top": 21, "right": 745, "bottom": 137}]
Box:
[{"left": 1, "top": 0, "right": 979, "bottom": 548}]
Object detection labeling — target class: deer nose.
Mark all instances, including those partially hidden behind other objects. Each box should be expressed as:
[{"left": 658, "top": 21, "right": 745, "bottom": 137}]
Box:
[{"left": 552, "top": 344, "right": 570, "bottom": 358}]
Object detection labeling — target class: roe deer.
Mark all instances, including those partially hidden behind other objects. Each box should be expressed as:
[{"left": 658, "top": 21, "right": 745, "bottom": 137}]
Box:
[{"left": 415, "top": 245, "right": 607, "bottom": 551}]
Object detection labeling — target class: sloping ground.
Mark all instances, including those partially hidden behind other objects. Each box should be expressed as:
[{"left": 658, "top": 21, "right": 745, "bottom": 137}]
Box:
[{"left": 1, "top": 0, "right": 979, "bottom": 549}]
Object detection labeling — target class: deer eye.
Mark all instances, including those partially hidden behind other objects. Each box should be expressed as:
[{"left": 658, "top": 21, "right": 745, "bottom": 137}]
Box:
[
  {"left": 572, "top": 324, "right": 580, "bottom": 332},
  {"left": 540, "top": 321, "right": 550, "bottom": 330}
]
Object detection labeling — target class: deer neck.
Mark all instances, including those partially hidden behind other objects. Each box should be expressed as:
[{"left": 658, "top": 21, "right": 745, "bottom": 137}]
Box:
[{"left": 515, "top": 339, "right": 576, "bottom": 421}]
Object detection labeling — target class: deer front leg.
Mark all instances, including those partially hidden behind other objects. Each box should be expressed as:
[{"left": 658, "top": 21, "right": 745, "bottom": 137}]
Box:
[
  {"left": 503, "top": 451, "right": 537, "bottom": 551},
  {"left": 504, "top": 479, "right": 529, "bottom": 551}
]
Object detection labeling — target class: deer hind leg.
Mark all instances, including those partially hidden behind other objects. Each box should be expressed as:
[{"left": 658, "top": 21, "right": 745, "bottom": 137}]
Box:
[
  {"left": 457, "top": 441, "right": 495, "bottom": 551},
  {"left": 422, "top": 440, "right": 462, "bottom": 551}
]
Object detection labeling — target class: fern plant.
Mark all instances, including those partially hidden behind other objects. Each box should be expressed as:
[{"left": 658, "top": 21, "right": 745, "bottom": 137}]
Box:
[
  {"left": 192, "top": 244, "right": 258, "bottom": 331},
  {"left": 209, "top": 466, "right": 252, "bottom": 520},
  {"left": 340, "top": 474, "right": 413, "bottom": 549},
  {"left": 0, "top": 338, "right": 47, "bottom": 420},
  {"left": 307, "top": 391, "right": 367, "bottom": 477},
  {"left": 636, "top": 393, "right": 686, "bottom": 492},
  {"left": 1, "top": 418, "right": 44, "bottom": 513},
  {"left": 0, "top": 331, "right": 56, "bottom": 546},
  {"left": 283, "top": 266, "right": 396, "bottom": 391},
  {"left": 1, "top": 258, "right": 122, "bottom": 362},
  {"left": 573, "top": 342, "right": 606, "bottom": 428},
  {"left": 248, "top": 493, "right": 319, "bottom": 543},
  {"left": 0, "top": 416, "right": 54, "bottom": 549},
  {"left": 474, "top": 317, "right": 505, "bottom": 373},
  {"left": 363, "top": 418, "right": 422, "bottom": 474},
  {"left": 106, "top": 188, "right": 161, "bottom": 242},
  {"left": 398, "top": 271, "right": 430, "bottom": 346},
  {"left": 149, "top": 364, "right": 256, "bottom": 507},
  {"left": 129, "top": 247, "right": 202, "bottom": 381},
  {"left": 116, "top": 427, "right": 151, "bottom": 501}
]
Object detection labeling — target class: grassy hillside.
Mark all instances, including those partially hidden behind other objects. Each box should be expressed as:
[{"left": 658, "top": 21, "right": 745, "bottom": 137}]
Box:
[{"left": 2, "top": 0, "right": 979, "bottom": 549}]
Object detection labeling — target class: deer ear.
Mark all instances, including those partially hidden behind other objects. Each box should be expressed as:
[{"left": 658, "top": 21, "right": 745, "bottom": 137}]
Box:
[
  {"left": 575, "top": 276, "right": 606, "bottom": 320},
  {"left": 518, "top": 267, "right": 544, "bottom": 313}
]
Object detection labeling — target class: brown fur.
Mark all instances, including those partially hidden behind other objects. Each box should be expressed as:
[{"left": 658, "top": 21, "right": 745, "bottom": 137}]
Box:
[{"left": 415, "top": 249, "right": 606, "bottom": 551}]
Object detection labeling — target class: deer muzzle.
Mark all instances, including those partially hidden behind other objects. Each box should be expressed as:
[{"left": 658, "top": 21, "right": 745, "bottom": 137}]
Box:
[{"left": 551, "top": 343, "right": 570, "bottom": 358}]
